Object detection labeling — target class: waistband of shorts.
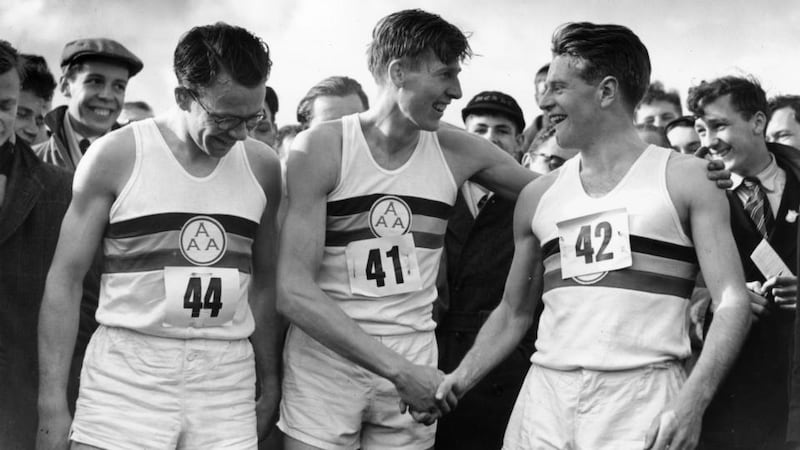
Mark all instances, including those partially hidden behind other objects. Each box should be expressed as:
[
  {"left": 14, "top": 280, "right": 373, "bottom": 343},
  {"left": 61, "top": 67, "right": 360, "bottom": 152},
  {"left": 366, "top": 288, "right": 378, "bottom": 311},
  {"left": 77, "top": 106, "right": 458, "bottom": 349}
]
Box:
[{"left": 97, "top": 325, "right": 249, "bottom": 347}]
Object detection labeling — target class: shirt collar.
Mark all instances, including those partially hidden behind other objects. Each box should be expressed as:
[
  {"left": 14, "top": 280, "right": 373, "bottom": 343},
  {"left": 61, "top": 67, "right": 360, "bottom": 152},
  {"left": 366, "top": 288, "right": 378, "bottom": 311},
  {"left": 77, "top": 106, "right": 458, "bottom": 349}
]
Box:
[{"left": 729, "top": 153, "right": 780, "bottom": 192}]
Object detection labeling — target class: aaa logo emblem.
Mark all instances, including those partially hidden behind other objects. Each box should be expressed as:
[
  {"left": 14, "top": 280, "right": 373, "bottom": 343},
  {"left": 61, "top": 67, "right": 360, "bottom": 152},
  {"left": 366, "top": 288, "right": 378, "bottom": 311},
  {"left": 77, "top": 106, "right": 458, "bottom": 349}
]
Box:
[
  {"left": 368, "top": 195, "right": 412, "bottom": 238},
  {"left": 179, "top": 216, "right": 227, "bottom": 265}
]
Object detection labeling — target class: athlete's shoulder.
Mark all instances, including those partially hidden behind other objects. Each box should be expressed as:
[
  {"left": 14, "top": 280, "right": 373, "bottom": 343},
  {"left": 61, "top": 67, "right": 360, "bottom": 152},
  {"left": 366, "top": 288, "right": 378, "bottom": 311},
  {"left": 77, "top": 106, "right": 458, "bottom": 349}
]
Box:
[{"left": 73, "top": 123, "right": 136, "bottom": 196}]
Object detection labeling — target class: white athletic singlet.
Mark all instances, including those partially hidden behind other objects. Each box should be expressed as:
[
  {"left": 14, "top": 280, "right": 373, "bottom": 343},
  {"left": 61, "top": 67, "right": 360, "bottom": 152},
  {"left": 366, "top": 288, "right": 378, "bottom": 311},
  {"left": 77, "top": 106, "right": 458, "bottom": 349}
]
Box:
[
  {"left": 318, "top": 114, "right": 458, "bottom": 335},
  {"left": 98, "top": 119, "right": 267, "bottom": 339},
  {"left": 531, "top": 146, "right": 698, "bottom": 370}
]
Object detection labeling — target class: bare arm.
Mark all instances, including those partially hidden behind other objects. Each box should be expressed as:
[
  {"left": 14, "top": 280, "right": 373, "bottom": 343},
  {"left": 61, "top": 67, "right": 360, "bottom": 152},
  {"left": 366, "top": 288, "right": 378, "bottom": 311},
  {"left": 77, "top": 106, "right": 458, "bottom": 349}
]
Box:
[
  {"left": 439, "top": 128, "right": 537, "bottom": 200},
  {"left": 276, "top": 127, "right": 446, "bottom": 413},
  {"left": 645, "top": 156, "right": 751, "bottom": 450},
  {"left": 37, "top": 132, "right": 132, "bottom": 449},
  {"left": 437, "top": 179, "right": 548, "bottom": 398},
  {"left": 244, "top": 142, "right": 284, "bottom": 438}
]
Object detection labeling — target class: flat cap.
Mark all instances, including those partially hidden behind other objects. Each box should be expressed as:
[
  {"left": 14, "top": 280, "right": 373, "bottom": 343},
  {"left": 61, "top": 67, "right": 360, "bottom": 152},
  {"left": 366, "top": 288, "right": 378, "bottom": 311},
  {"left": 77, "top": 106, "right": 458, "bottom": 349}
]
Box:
[
  {"left": 462, "top": 91, "right": 525, "bottom": 133},
  {"left": 60, "top": 38, "right": 143, "bottom": 77}
]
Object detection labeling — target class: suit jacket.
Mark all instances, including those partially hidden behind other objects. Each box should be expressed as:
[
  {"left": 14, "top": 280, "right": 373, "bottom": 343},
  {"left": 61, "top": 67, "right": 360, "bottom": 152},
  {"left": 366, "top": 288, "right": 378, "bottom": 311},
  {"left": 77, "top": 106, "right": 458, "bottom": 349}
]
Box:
[
  {"left": 435, "top": 191, "right": 537, "bottom": 450},
  {"left": 0, "top": 140, "right": 98, "bottom": 450},
  {"left": 33, "top": 106, "right": 120, "bottom": 171},
  {"left": 702, "top": 142, "right": 800, "bottom": 449}
]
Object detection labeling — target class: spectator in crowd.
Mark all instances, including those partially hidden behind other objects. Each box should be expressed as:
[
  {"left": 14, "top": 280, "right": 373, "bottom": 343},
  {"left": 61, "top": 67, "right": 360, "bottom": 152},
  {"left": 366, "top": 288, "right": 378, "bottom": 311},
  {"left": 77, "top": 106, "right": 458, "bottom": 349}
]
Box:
[
  {"left": 250, "top": 85, "right": 279, "bottom": 148},
  {"left": 689, "top": 75, "right": 800, "bottom": 450},
  {"left": 523, "top": 126, "right": 578, "bottom": 174},
  {"left": 435, "top": 90, "right": 536, "bottom": 450},
  {"left": 0, "top": 39, "right": 97, "bottom": 450},
  {"left": 35, "top": 38, "right": 142, "bottom": 170},
  {"left": 636, "top": 122, "right": 670, "bottom": 147},
  {"left": 665, "top": 115, "right": 702, "bottom": 155},
  {"left": 117, "top": 100, "right": 154, "bottom": 125},
  {"left": 520, "top": 63, "right": 551, "bottom": 152},
  {"left": 296, "top": 75, "right": 368, "bottom": 129},
  {"left": 14, "top": 54, "right": 56, "bottom": 146},
  {"left": 767, "top": 95, "right": 800, "bottom": 150},
  {"left": 635, "top": 81, "right": 682, "bottom": 128}
]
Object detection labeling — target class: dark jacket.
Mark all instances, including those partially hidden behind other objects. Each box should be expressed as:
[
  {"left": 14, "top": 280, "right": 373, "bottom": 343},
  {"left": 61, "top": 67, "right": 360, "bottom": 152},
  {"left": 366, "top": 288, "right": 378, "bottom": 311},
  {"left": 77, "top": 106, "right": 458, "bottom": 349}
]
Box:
[
  {"left": 0, "top": 139, "right": 98, "bottom": 450},
  {"left": 33, "top": 106, "right": 75, "bottom": 170},
  {"left": 702, "top": 142, "right": 800, "bottom": 450},
  {"left": 435, "top": 191, "right": 537, "bottom": 450},
  {"left": 33, "top": 106, "right": 121, "bottom": 171}
]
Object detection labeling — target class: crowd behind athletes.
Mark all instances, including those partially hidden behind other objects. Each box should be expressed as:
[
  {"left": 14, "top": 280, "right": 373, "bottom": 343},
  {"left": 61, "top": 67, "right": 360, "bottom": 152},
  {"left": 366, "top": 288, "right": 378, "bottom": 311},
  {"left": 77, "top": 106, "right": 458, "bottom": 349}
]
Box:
[{"left": 1, "top": 7, "right": 799, "bottom": 450}]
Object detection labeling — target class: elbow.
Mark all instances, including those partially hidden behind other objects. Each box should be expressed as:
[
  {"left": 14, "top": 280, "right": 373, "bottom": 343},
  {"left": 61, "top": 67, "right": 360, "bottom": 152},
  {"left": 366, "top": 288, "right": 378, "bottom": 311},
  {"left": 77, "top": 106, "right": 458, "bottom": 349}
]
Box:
[{"left": 275, "top": 279, "right": 303, "bottom": 322}]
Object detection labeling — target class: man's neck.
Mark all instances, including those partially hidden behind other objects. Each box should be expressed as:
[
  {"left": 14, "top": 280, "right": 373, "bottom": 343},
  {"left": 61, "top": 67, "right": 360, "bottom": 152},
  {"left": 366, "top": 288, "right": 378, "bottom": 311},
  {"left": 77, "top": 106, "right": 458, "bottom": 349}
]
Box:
[
  {"left": 360, "top": 92, "right": 424, "bottom": 156},
  {"left": 66, "top": 112, "right": 105, "bottom": 139},
  {"left": 579, "top": 121, "right": 647, "bottom": 173},
  {"left": 737, "top": 139, "right": 772, "bottom": 178}
]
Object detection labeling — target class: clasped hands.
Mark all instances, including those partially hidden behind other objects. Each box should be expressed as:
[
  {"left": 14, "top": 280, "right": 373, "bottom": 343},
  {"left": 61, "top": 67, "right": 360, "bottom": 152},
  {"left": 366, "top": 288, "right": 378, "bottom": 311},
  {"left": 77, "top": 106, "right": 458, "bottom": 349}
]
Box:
[{"left": 395, "top": 364, "right": 463, "bottom": 425}]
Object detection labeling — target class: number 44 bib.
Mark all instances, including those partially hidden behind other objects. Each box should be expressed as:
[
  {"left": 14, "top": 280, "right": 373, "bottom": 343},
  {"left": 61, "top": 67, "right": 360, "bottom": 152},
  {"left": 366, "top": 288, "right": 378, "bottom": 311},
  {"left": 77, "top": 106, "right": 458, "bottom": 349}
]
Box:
[
  {"left": 163, "top": 266, "right": 240, "bottom": 327},
  {"left": 557, "top": 208, "right": 632, "bottom": 279},
  {"left": 345, "top": 234, "right": 423, "bottom": 297}
]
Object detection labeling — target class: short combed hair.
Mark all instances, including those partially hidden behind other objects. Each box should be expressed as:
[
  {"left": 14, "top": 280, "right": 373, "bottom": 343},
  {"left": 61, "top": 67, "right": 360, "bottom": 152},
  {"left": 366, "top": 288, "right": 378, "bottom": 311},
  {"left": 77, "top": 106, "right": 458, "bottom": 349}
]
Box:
[
  {"left": 264, "top": 86, "right": 278, "bottom": 117},
  {"left": 687, "top": 75, "right": 767, "bottom": 120},
  {"left": 551, "top": 22, "right": 651, "bottom": 113},
  {"left": 20, "top": 54, "right": 56, "bottom": 101},
  {"left": 174, "top": 22, "right": 271, "bottom": 90},
  {"left": 367, "top": 9, "right": 472, "bottom": 81},
  {"left": 638, "top": 81, "right": 681, "bottom": 114},
  {"left": 0, "top": 40, "right": 20, "bottom": 77},
  {"left": 296, "top": 75, "right": 369, "bottom": 126},
  {"left": 768, "top": 95, "right": 800, "bottom": 124}
]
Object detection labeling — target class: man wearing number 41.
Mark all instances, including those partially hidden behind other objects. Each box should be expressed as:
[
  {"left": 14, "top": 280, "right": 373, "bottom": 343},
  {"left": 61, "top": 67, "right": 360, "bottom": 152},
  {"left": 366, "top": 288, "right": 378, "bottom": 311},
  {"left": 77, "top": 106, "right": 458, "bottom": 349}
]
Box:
[
  {"left": 435, "top": 22, "right": 752, "bottom": 450},
  {"left": 37, "top": 23, "right": 282, "bottom": 450},
  {"left": 275, "top": 9, "right": 537, "bottom": 450}
]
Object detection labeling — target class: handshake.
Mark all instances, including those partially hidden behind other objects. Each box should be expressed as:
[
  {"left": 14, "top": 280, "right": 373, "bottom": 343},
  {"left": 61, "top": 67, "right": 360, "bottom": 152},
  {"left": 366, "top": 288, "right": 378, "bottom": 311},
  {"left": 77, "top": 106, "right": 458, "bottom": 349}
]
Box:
[{"left": 394, "top": 363, "right": 467, "bottom": 426}]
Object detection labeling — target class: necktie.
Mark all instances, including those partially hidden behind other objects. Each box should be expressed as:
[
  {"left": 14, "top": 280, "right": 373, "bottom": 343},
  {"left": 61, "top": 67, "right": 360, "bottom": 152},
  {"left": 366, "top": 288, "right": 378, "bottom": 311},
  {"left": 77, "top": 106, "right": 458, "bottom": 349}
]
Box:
[
  {"left": 740, "top": 177, "right": 773, "bottom": 237},
  {"left": 79, "top": 138, "right": 90, "bottom": 154},
  {"left": 477, "top": 193, "right": 490, "bottom": 210}
]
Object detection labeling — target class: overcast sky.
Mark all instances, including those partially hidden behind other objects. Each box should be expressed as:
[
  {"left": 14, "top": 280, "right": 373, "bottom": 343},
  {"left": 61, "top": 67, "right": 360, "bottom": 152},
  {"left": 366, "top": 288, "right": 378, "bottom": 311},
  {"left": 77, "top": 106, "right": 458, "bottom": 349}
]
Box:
[{"left": 2, "top": 0, "right": 798, "bottom": 127}]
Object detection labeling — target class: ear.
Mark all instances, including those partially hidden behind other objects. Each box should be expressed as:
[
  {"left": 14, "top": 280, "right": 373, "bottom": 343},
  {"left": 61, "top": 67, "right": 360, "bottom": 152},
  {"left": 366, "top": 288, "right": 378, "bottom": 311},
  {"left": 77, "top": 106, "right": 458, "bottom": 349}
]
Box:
[
  {"left": 175, "top": 87, "right": 191, "bottom": 111},
  {"left": 597, "top": 75, "right": 619, "bottom": 108},
  {"left": 752, "top": 110, "right": 767, "bottom": 135},
  {"left": 387, "top": 59, "right": 405, "bottom": 88},
  {"left": 514, "top": 132, "right": 524, "bottom": 150},
  {"left": 59, "top": 75, "right": 71, "bottom": 98}
]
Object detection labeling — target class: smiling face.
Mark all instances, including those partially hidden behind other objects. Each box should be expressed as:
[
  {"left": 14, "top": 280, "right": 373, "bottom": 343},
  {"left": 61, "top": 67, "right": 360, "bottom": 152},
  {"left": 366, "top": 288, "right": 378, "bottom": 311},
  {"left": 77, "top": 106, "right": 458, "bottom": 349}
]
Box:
[
  {"left": 694, "top": 94, "right": 768, "bottom": 176},
  {"left": 14, "top": 89, "right": 50, "bottom": 145},
  {"left": 396, "top": 52, "right": 463, "bottom": 131},
  {"left": 666, "top": 124, "right": 701, "bottom": 155},
  {"left": 62, "top": 60, "right": 130, "bottom": 137},
  {"left": 465, "top": 113, "right": 522, "bottom": 158},
  {"left": 539, "top": 55, "right": 600, "bottom": 150},
  {"left": 184, "top": 73, "right": 266, "bottom": 159}
]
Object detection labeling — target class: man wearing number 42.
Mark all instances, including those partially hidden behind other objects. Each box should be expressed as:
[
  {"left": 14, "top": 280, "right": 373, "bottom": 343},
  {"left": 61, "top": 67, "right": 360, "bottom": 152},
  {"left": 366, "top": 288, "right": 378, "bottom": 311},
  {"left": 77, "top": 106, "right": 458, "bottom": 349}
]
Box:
[
  {"left": 435, "top": 22, "right": 752, "bottom": 450},
  {"left": 37, "top": 23, "right": 282, "bottom": 449}
]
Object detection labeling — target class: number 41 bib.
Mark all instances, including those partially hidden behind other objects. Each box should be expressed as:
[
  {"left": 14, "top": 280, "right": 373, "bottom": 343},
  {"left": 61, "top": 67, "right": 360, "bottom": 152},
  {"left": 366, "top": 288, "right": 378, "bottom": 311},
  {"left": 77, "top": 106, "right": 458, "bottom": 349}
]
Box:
[
  {"left": 345, "top": 234, "right": 423, "bottom": 297},
  {"left": 557, "top": 208, "right": 632, "bottom": 279}
]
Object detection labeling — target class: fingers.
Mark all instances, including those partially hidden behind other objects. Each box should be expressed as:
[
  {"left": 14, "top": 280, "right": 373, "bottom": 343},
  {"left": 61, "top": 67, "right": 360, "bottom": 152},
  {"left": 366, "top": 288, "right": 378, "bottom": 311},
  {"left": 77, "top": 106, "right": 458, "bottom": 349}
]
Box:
[
  {"left": 398, "top": 400, "right": 408, "bottom": 414},
  {"left": 694, "top": 146, "right": 710, "bottom": 159},
  {"left": 409, "top": 409, "right": 438, "bottom": 426}
]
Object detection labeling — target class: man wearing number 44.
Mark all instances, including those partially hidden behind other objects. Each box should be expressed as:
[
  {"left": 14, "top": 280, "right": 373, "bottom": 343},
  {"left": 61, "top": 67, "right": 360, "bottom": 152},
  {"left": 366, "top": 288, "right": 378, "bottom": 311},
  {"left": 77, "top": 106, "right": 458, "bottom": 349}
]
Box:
[
  {"left": 275, "top": 9, "right": 536, "bottom": 450},
  {"left": 435, "top": 23, "right": 752, "bottom": 450},
  {"left": 37, "top": 23, "right": 282, "bottom": 450}
]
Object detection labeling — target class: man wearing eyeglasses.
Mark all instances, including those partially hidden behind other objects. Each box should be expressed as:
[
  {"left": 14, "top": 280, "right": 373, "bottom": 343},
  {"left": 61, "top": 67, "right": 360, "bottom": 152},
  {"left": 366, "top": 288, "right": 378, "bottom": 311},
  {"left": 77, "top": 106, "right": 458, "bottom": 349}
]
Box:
[
  {"left": 37, "top": 23, "right": 282, "bottom": 450},
  {"left": 34, "top": 38, "right": 142, "bottom": 171}
]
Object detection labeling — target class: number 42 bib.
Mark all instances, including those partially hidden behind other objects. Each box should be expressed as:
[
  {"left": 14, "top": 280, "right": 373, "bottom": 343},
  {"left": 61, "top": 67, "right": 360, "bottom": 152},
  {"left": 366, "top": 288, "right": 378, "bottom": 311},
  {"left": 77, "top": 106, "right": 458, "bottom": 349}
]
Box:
[{"left": 557, "top": 208, "right": 632, "bottom": 279}]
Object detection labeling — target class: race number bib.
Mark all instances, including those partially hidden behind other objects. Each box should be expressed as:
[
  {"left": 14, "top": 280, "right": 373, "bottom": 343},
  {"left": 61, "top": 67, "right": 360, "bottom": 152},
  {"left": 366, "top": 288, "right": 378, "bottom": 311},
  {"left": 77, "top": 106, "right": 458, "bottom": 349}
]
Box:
[
  {"left": 163, "top": 266, "right": 240, "bottom": 327},
  {"left": 557, "top": 208, "right": 632, "bottom": 279},
  {"left": 345, "top": 234, "right": 423, "bottom": 297}
]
